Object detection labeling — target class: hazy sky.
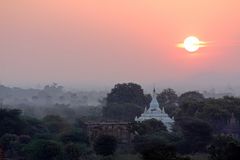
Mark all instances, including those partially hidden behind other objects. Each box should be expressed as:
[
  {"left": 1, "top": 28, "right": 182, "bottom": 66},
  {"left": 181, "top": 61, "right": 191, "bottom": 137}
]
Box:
[{"left": 1, "top": 0, "right": 240, "bottom": 90}]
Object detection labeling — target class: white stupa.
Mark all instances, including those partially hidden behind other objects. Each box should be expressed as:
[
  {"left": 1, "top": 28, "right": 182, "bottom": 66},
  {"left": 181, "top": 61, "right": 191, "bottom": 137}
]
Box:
[{"left": 135, "top": 88, "right": 175, "bottom": 132}]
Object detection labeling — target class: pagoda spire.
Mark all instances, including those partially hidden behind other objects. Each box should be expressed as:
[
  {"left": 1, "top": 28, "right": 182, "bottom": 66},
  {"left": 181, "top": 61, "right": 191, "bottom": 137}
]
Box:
[
  {"left": 162, "top": 107, "right": 165, "bottom": 113},
  {"left": 135, "top": 87, "right": 175, "bottom": 132},
  {"left": 152, "top": 87, "right": 156, "bottom": 98}
]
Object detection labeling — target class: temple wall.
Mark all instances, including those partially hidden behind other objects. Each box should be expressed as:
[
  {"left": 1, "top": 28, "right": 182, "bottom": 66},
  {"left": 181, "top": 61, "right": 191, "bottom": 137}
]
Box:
[{"left": 86, "top": 122, "right": 133, "bottom": 144}]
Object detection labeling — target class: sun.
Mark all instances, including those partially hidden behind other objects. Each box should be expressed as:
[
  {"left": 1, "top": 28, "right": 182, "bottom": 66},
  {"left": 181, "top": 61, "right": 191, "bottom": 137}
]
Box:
[
  {"left": 184, "top": 36, "right": 200, "bottom": 52},
  {"left": 177, "top": 36, "right": 206, "bottom": 53}
]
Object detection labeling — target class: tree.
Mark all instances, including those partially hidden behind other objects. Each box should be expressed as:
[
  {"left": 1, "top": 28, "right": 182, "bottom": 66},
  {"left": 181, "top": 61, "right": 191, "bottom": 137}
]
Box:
[
  {"left": 24, "top": 139, "right": 63, "bottom": 160},
  {"left": 134, "top": 133, "right": 189, "bottom": 160},
  {"left": 59, "top": 129, "right": 89, "bottom": 145},
  {"left": 64, "top": 143, "right": 85, "bottom": 160},
  {"left": 74, "top": 119, "right": 87, "bottom": 129},
  {"left": 176, "top": 91, "right": 205, "bottom": 118},
  {"left": 103, "top": 103, "right": 143, "bottom": 121},
  {"left": 208, "top": 135, "right": 240, "bottom": 160},
  {"left": 94, "top": 135, "right": 117, "bottom": 156},
  {"left": 106, "top": 83, "right": 148, "bottom": 107},
  {"left": 42, "top": 115, "right": 70, "bottom": 134},
  {"left": 103, "top": 83, "right": 152, "bottom": 121},
  {"left": 132, "top": 119, "right": 167, "bottom": 135},
  {"left": 158, "top": 88, "right": 178, "bottom": 105},
  {"left": 23, "top": 117, "right": 48, "bottom": 136},
  {"left": 196, "top": 99, "right": 231, "bottom": 133},
  {"left": 0, "top": 134, "right": 18, "bottom": 150},
  {"left": 177, "top": 100, "right": 205, "bottom": 117},
  {"left": 45, "top": 104, "right": 76, "bottom": 121},
  {"left": 0, "top": 108, "right": 25, "bottom": 136},
  {"left": 0, "top": 134, "right": 31, "bottom": 159},
  {"left": 157, "top": 88, "right": 179, "bottom": 116},
  {"left": 179, "top": 91, "right": 204, "bottom": 105},
  {"left": 18, "top": 135, "right": 31, "bottom": 144},
  {"left": 176, "top": 117, "right": 213, "bottom": 153}
]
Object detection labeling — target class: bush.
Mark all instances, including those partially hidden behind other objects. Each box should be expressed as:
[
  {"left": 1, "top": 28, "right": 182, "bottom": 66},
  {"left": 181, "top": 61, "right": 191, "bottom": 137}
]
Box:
[
  {"left": 94, "top": 135, "right": 117, "bottom": 156},
  {"left": 64, "top": 143, "right": 82, "bottom": 160},
  {"left": 24, "top": 139, "right": 63, "bottom": 160},
  {"left": 0, "top": 134, "right": 18, "bottom": 150},
  {"left": 208, "top": 135, "right": 240, "bottom": 160},
  {"left": 18, "top": 135, "right": 31, "bottom": 144},
  {"left": 59, "top": 128, "right": 89, "bottom": 145}
]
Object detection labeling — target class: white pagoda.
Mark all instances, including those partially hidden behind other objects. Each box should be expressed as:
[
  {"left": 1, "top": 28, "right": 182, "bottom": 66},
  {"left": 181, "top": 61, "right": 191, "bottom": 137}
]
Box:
[{"left": 135, "top": 88, "right": 175, "bottom": 132}]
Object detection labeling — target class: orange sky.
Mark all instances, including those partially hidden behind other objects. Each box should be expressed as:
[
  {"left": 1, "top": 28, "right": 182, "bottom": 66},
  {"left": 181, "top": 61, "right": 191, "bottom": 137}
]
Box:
[{"left": 1, "top": 0, "right": 240, "bottom": 90}]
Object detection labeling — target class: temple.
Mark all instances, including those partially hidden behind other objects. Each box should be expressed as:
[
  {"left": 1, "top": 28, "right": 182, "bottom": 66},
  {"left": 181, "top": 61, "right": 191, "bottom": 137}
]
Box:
[
  {"left": 86, "top": 122, "right": 133, "bottom": 144},
  {"left": 222, "top": 113, "right": 240, "bottom": 139},
  {"left": 135, "top": 88, "right": 175, "bottom": 132}
]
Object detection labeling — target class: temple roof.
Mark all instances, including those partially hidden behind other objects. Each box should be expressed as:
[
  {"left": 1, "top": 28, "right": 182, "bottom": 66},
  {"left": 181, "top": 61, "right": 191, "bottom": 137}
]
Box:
[
  {"left": 135, "top": 88, "right": 175, "bottom": 132},
  {"left": 148, "top": 88, "right": 161, "bottom": 112}
]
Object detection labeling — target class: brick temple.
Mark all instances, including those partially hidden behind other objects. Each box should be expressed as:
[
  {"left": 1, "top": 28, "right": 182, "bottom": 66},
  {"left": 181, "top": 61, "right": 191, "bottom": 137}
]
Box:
[
  {"left": 86, "top": 121, "right": 133, "bottom": 144},
  {"left": 222, "top": 113, "right": 240, "bottom": 139}
]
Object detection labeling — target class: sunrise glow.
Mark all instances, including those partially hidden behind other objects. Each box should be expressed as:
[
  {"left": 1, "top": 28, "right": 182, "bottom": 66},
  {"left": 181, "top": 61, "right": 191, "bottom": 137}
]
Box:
[
  {"left": 0, "top": 0, "right": 240, "bottom": 88},
  {"left": 177, "top": 36, "right": 207, "bottom": 53},
  {"left": 1, "top": 1, "right": 240, "bottom": 159}
]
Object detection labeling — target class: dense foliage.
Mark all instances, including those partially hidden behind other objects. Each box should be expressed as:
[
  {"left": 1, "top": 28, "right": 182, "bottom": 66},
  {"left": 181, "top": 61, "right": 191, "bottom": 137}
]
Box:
[
  {"left": 103, "top": 83, "right": 149, "bottom": 121},
  {"left": 0, "top": 108, "right": 93, "bottom": 160},
  {"left": 94, "top": 135, "right": 117, "bottom": 156},
  {"left": 208, "top": 136, "right": 240, "bottom": 160},
  {"left": 1, "top": 82, "right": 240, "bottom": 160}
]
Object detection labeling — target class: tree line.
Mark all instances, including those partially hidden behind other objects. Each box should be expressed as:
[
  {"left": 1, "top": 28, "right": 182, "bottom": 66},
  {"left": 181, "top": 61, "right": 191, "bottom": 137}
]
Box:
[{"left": 1, "top": 82, "right": 240, "bottom": 160}]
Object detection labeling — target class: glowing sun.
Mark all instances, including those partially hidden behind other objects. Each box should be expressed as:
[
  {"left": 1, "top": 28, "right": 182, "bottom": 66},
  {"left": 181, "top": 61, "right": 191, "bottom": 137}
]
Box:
[
  {"left": 184, "top": 36, "right": 200, "bottom": 52},
  {"left": 177, "top": 36, "right": 206, "bottom": 53}
]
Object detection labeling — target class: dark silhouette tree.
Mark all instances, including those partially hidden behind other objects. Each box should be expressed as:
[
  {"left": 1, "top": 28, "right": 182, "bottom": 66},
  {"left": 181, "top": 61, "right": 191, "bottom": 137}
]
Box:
[
  {"left": 157, "top": 88, "right": 179, "bottom": 116},
  {"left": 93, "top": 135, "right": 117, "bottom": 156},
  {"left": 103, "top": 103, "right": 143, "bottom": 121},
  {"left": 134, "top": 133, "right": 191, "bottom": 160},
  {"left": 106, "top": 83, "right": 148, "bottom": 107},
  {"left": 42, "top": 115, "right": 70, "bottom": 134},
  {"left": 0, "top": 134, "right": 18, "bottom": 151},
  {"left": 64, "top": 143, "right": 84, "bottom": 160},
  {"left": 179, "top": 91, "right": 204, "bottom": 105},
  {"left": 208, "top": 135, "right": 240, "bottom": 160},
  {"left": 24, "top": 139, "right": 63, "bottom": 160},
  {"left": 0, "top": 108, "right": 25, "bottom": 136},
  {"left": 176, "top": 117, "right": 213, "bottom": 153},
  {"left": 158, "top": 88, "right": 178, "bottom": 105},
  {"left": 59, "top": 129, "right": 89, "bottom": 145},
  {"left": 103, "top": 83, "right": 149, "bottom": 121},
  {"left": 132, "top": 119, "right": 167, "bottom": 135}
]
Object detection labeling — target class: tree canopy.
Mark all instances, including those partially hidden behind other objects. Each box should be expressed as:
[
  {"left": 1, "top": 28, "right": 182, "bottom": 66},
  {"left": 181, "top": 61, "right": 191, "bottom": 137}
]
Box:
[
  {"left": 103, "top": 83, "right": 149, "bottom": 121},
  {"left": 106, "top": 83, "right": 148, "bottom": 107},
  {"left": 94, "top": 135, "right": 117, "bottom": 156}
]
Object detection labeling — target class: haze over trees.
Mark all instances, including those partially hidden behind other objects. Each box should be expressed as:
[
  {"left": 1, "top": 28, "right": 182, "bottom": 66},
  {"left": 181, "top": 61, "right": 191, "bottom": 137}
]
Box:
[
  {"left": 0, "top": 83, "right": 106, "bottom": 107},
  {"left": 1, "top": 82, "right": 240, "bottom": 160}
]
